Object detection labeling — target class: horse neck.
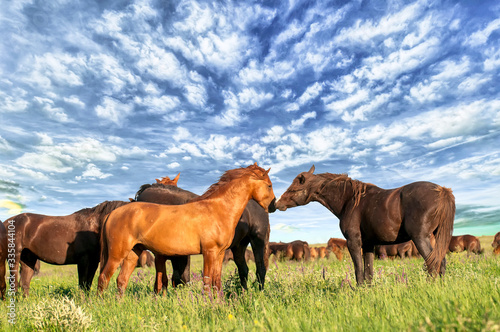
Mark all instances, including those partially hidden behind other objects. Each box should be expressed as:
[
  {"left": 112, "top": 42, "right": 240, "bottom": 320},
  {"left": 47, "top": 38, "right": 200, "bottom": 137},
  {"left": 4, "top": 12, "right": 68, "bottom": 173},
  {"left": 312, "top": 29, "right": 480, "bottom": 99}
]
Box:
[
  {"left": 202, "top": 177, "right": 253, "bottom": 228},
  {"left": 311, "top": 177, "right": 354, "bottom": 218}
]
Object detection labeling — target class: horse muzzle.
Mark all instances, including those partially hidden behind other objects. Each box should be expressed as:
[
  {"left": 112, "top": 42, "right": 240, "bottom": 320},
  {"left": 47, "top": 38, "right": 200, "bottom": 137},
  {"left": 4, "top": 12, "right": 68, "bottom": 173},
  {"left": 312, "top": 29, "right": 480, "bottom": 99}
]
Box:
[{"left": 267, "top": 198, "right": 276, "bottom": 213}]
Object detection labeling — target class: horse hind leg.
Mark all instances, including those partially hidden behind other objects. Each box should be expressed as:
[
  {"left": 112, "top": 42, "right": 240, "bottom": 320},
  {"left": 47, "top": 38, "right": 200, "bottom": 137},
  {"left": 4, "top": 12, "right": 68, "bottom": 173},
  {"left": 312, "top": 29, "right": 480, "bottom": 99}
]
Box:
[
  {"left": 170, "top": 255, "right": 190, "bottom": 288},
  {"left": 250, "top": 237, "right": 268, "bottom": 290},
  {"left": 154, "top": 255, "right": 168, "bottom": 295},
  {"left": 19, "top": 250, "right": 38, "bottom": 296},
  {"left": 231, "top": 245, "right": 250, "bottom": 290},
  {"left": 411, "top": 236, "right": 437, "bottom": 275},
  {"left": 117, "top": 247, "right": 142, "bottom": 296}
]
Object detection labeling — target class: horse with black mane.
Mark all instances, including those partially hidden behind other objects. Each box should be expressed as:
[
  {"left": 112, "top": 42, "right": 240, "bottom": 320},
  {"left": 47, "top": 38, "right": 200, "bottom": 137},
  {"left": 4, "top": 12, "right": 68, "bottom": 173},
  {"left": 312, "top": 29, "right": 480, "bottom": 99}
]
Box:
[
  {"left": 275, "top": 165, "right": 455, "bottom": 285},
  {"left": 133, "top": 173, "right": 270, "bottom": 292},
  {"left": 4, "top": 200, "right": 128, "bottom": 295}
]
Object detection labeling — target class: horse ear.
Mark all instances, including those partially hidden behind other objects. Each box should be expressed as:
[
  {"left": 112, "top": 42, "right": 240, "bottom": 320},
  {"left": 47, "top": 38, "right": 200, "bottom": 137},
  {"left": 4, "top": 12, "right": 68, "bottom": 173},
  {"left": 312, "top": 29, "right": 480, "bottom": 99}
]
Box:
[
  {"left": 155, "top": 178, "right": 161, "bottom": 183},
  {"left": 253, "top": 162, "right": 258, "bottom": 166},
  {"left": 308, "top": 165, "right": 315, "bottom": 174},
  {"left": 263, "top": 168, "right": 271, "bottom": 176},
  {"left": 173, "top": 173, "right": 180, "bottom": 185}
]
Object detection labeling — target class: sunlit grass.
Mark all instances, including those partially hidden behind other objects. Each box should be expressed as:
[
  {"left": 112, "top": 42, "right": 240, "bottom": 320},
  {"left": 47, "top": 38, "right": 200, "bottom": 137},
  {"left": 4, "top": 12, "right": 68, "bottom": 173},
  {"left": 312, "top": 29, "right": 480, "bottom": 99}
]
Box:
[{"left": 1, "top": 237, "right": 499, "bottom": 331}]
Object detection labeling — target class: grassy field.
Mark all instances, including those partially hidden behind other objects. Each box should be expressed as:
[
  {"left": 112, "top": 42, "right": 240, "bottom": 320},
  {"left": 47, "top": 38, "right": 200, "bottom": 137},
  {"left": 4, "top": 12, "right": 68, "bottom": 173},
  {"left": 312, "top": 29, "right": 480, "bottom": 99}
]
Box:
[{"left": 1, "top": 236, "right": 499, "bottom": 331}]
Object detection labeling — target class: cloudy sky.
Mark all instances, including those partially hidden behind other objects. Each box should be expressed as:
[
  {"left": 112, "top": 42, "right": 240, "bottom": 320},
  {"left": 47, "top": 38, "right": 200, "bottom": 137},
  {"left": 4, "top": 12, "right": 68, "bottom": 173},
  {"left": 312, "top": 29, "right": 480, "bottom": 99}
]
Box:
[{"left": 1, "top": 0, "right": 499, "bottom": 243}]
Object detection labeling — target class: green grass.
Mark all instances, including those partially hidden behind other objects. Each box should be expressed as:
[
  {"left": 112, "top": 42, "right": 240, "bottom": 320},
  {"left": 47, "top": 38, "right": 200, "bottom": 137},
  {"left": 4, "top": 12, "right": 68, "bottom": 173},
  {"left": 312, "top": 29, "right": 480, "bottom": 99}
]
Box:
[{"left": 1, "top": 237, "right": 499, "bottom": 331}]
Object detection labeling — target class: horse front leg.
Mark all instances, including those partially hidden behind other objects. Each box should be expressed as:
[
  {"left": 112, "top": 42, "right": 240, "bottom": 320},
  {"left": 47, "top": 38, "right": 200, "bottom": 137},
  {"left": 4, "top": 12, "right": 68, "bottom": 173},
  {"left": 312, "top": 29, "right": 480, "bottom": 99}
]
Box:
[
  {"left": 346, "top": 236, "right": 364, "bottom": 285},
  {"left": 362, "top": 244, "right": 374, "bottom": 284},
  {"left": 117, "top": 248, "right": 141, "bottom": 296}
]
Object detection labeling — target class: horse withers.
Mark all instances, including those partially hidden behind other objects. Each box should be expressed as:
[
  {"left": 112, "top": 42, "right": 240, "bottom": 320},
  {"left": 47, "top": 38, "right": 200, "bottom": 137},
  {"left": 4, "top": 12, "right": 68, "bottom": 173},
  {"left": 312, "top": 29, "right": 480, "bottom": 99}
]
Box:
[
  {"left": 275, "top": 165, "right": 455, "bottom": 285},
  {"left": 98, "top": 164, "right": 276, "bottom": 295}
]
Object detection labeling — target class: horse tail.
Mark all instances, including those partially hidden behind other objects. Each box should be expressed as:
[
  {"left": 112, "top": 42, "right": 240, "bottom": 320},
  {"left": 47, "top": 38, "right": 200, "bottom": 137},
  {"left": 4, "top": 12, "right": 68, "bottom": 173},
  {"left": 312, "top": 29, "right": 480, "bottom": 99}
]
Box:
[
  {"left": 426, "top": 186, "right": 455, "bottom": 275},
  {"left": 99, "top": 213, "right": 111, "bottom": 273}
]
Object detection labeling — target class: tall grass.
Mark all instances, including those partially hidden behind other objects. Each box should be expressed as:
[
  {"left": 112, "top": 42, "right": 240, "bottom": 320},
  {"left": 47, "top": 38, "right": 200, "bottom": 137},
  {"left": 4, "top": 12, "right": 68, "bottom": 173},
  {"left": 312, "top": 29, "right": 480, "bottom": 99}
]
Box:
[{"left": 1, "top": 238, "right": 499, "bottom": 331}]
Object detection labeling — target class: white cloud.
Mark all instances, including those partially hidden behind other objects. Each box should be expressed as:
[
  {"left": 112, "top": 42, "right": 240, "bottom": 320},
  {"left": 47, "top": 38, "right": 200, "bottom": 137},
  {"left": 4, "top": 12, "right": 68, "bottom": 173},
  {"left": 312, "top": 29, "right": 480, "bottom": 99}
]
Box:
[
  {"left": 289, "top": 111, "right": 316, "bottom": 130},
  {"left": 75, "top": 163, "right": 112, "bottom": 181},
  {"left": 167, "top": 162, "right": 180, "bottom": 169},
  {"left": 95, "top": 97, "right": 134, "bottom": 125},
  {"left": 261, "top": 126, "right": 286, "bottom": 144},
  {"left": 466, "top": 18, "right": 500, "bottom": 47}
]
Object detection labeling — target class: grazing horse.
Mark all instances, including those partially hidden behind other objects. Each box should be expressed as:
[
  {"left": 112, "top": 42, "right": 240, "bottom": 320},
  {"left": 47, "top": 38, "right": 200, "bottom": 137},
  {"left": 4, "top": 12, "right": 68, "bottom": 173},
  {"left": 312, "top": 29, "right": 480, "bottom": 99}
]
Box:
[
  {"left": 449, "top": 235, "right": 484, "bottom": 255},
  {"left": 310, "top": 247, "right": 318, "bottom": 260},
  {"left": 134, "top": 178, "right": 270, "bottom": 292},
  {"left": 316, "top": 247, "right": 330, "bottom": 259},
  {"left": 375, "top": 241, "right": 413, "bottom": 260},
  {"left": 0, "top": 221, "right": 6, "bottom": 299},
  {"left": 493, "top": 232, "right": 500, "bottom": 255},
  {"left": 275, "top": 165, "right": 455, "bottom": 285},
  {"left": 137, "top": 251, "right": 154, "bottom": 268},
  {"left": 98, "top": 164, "right": 276, "bottom": 295},
  {"left": 327, "top": 238, "right": 347, "bottom": 250},
  {"left": 4, "top": 200, "right": 128, "bottom": 295},
  {"left": 223, "top": 249, "right": 254, "bottom": 264},
  {"left": 268, "top": 241, "right": 310, "bottom": 261}
]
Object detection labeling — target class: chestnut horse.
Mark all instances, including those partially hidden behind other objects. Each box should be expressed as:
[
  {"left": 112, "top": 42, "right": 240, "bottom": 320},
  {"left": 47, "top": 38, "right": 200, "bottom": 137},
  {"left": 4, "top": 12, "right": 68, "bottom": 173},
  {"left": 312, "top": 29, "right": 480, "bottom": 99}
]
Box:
[
  {"left": 98, "top": 164, "right": 276, "bottom": 295},
  {"left": 448, "top": 235, "right": 483, "bottom": 255},
  {"left": 275, "top": 165, "right": 455, "bottom": 285},
  {"left": 375, "top": 241, "right": 413, "bottom": 260},
  {"left": 493, "top": 232, "right": 500, "bottom": 255},
  {"left": 223, "top": 249, "right": 254, "bottom": 264},
  {"left": 0, "top": 221, "right": 6, "bottom": 299},
  {"left": 134, "top": 178, "right": 270, "bottom": 291},
  {"left": 268, "top": 241, "right": 310, "bottom": 261},
  {"left": 4, "top": 200, "right": 128, "bottom": 295}
]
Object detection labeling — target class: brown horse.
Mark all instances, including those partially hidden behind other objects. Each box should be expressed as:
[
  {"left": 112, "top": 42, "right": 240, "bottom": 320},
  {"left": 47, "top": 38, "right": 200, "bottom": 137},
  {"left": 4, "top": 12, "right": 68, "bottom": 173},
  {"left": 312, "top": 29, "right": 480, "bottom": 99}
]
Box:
[
  {"left": 0, "top": 221, "right": 6, "bottom": 299},
  {"left": 4, "top": 200, "right": 128, "bottom": 295},
  {"left": 327, "top": 238, "right": 347, "bottom": 250},
  {"left": 493, "top": 232, "right": 500, "bottom": 255},
  {"left": 375, "top": 241, "right": 413, "bottom": 260},
  {"left": 98, "top": 164, "right": 276, "bottom": 295},
  {"left": 275, "top": 165, "right": 455, "bottom": 285},
  {"left": 268, "top": 241, "right": 310, "bottom": 261},
  {"left": 223, "top": 249, "right": 254, "bottom": 264},
  {"left": 316, "top": 246, "right": 330, "bottom": 259},
  {"left": 134, "top": 177, "right": 270, "bottom": 291},
  {"left": 137, "top": 251, "right": 154, "bottom": 268},
  {"left": 310, "top": 247, "right": 318, "bottom": 260},
  {"left": 448, "top": 235, "right": 483, "bottom": 255}
]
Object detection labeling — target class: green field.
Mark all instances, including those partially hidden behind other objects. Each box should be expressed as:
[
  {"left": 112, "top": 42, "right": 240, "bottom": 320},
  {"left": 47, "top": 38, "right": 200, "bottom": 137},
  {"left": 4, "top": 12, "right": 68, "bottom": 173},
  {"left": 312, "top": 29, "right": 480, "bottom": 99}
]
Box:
[{"left": 1, "top": 236, "right": 499, "bottom": 331}]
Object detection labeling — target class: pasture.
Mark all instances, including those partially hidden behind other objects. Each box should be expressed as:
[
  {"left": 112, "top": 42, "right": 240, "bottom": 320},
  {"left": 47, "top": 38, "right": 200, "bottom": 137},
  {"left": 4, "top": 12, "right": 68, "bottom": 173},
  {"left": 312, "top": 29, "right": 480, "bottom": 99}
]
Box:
[{"left": 1, "top": 236, "right": 499, "bottom": 331}]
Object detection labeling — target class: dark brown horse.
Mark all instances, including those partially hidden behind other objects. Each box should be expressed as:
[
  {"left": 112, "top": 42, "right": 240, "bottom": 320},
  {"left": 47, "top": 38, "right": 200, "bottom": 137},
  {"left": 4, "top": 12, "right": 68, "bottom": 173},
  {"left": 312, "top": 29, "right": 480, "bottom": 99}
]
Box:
[
  {"left": 493, "top": 232, "right": 500, "bottom": 255},
  {"left": 0, "top": 221, "right": 6, "bottom": 299},
  {"left": 275, "top": 165, "right": 455, "bottom": 285},
  {"left": 269, "top": 242, "right": 289, "bottom": 260},
  {"left": 98, "top": 164, "right": 276, "bottom": 295},
  {"left": 134, "top": 178, "right": 270, "bottom": 291},
  {"left": 448, "top": 235, "right": 483, "bottom": 255},
  {"left": 375, "top": 241, "right": 413, "bottom": 260},
  {"left": 4, "top": 200, "right": 128, "bottom": 295}
]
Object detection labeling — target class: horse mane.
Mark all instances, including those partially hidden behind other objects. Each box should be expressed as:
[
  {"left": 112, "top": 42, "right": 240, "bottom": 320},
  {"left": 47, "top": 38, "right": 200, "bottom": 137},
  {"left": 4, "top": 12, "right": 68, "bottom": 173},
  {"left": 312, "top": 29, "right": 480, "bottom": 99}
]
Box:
[
  {"left": 319, "top": 173, "right": 368, "bottom": 208},
  {"left": 75, "top": 200, "right": 129, "bottom": 221},
  {"left": 191, "top": 165, "right": 267, "bottom": 202}
]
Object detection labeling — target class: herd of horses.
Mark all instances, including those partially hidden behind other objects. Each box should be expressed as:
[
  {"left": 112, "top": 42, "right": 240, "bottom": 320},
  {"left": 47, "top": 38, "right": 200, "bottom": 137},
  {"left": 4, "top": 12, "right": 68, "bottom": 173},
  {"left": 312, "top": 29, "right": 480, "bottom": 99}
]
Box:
[{"left": 0, "top": 163, "right": 498, "bottom": 299}]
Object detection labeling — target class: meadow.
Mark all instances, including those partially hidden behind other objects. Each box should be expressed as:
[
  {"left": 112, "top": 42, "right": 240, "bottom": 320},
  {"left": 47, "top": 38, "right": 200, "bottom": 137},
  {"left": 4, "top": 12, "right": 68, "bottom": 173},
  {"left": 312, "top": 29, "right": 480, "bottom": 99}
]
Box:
[{"left": 1, "top": 236, "right": 499, "bottom": 331}]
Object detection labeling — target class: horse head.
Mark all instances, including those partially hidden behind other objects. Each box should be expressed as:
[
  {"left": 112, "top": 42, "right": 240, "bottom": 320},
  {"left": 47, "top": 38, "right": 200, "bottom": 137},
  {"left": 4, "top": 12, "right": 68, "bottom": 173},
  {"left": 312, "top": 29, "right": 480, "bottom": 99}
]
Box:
[
  {"left": 275, "top": 165, "right": 316, "bottom": 211},
  {"left": 248, "top": 163, "right": 276, "bottom": 213}
]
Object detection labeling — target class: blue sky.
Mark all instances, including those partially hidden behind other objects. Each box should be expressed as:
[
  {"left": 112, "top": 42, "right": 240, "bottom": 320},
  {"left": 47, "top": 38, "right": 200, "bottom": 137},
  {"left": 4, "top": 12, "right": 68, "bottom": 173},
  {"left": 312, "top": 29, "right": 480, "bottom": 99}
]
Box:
[{"left": 1, "top": 0, "right": 499, "bottom": 244}]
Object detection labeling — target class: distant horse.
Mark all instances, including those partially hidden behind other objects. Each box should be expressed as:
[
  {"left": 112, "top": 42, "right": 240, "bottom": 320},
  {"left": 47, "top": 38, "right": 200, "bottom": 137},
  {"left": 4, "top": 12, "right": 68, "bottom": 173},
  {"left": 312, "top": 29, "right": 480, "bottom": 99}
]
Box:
[
  {"left": 134, "top": 176, "right": 270, "bottom": 292},
  {"left": 310, "top": 247, "right": 318, "bottom": 260},
  {"left": 98, "top": 164, "right": 276, "bottom": 295},
  {"left": 137, "top": 251, "right": 154, "bottom": 268},
  {"left": 269, "top": 242, "right": 289, "bottom": 260},
  {"left": 493, "top": 232, "right": 500, "bottom": 255},
  {"left": 375, "top": 241, "right": 413, "bottom": 260},
  {"left": 327, "top": 238, "right": 347, "bottom": 250},
  {"left": 223, "top": 249, "right": 254, "bottom": 264},
  {"left": 316, "top": 246, "right": 330, "bottom": 259},
  {"left": 4, "top": 200, "right": 128, "bottom": 295},
  {"left": 275, "top": 165, "right": 455, "bottom": 285},
  {"left": 449, "top": 235, "right": 484, "bottom": 255},
  {"left": 0, "top": 221, "right": 6, "bottom": 299},
  {"left": 268, "top": 241, "right": 310, "bottom": 261}
]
